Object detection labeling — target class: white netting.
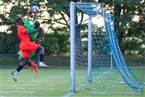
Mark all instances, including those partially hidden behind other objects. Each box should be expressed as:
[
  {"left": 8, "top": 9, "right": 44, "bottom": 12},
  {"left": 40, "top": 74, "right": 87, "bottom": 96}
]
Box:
[
  {"left": 70, "top": 2, "right": 144, "bottom": 94},
  {"left": 74, "top": 16, "right": 135, "bottom": 93}
]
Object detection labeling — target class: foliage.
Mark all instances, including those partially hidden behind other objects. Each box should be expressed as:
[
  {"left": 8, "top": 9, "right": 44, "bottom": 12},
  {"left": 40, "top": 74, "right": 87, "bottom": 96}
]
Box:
[
  {"left": 0, "top": 31, "right": 70, "bottom": 55},
  {"left": 40, "top": 30, "right": 70, "bottom": 55},
  {"left": 0, "top": 32, "right": 19, "bottom": 54},
  {"left": 0, "top": 0, "right": 70, "bottom": 55},
  {"left": 98, "top": 0, "right": 145, "bottom": 55},
  {"left": 0, "top": 0, "right": 144, "bottom": 56}
]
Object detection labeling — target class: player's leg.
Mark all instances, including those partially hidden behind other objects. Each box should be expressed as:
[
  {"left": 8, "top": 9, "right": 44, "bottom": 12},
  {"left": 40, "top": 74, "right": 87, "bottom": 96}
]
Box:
[
  {"left": 36, "top": 45, "right": 49, "bottom": 67},
  {"left": 18, "top": 50, "right": 37, "bottom": 72},
  {"left": 12, "top": 47, "right": 33, "bottom": 82},
  {"left": 18, "top": 51, "right": 34, "bottom": 63},
  {"left": 23, "top": 42, "right": 39, "bottom": 72},
  {"left": 28, "top": 52, "right": 38, "bottom": 72},
  {"left": 25, "top": 43, "right": 39, "bottom": 72},
  {"left": 12, "top": 57, "right": 29, "bottom": 82}
]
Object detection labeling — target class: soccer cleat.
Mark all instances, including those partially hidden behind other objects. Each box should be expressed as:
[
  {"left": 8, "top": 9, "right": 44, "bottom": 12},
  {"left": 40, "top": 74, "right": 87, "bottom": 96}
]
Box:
[
  {"left": 39, "top": 62, "right": 49, "bottom": 68},
  {"left": 30, "top": 61, "right": 38, "bottom": 73},
  {"left": 11, "top": 70, "right": 18, "bottom": 82},
  {"left": 30, "top": 66, "right": 34, "bottom": 71}
]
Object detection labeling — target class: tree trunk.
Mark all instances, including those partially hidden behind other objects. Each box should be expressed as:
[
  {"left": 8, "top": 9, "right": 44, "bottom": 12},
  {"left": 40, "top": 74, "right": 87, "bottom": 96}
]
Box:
[{"left": 114, "top": 3, "right": 125, "bottom": 54}]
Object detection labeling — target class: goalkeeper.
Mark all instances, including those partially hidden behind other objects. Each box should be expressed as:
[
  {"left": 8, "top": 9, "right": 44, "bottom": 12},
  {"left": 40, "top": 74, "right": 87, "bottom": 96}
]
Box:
[{"left": 18, "top": 8, "right": 49, "bottom": 68}]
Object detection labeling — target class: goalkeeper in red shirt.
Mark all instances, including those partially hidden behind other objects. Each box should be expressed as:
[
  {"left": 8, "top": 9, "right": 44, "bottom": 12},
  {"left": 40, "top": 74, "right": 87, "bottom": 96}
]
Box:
[
  {"left": 18, "top": 9, "right": 48, "bottom": 68},
  {"left": 11, "top": 17, "right": 45, "bottom": 82}
]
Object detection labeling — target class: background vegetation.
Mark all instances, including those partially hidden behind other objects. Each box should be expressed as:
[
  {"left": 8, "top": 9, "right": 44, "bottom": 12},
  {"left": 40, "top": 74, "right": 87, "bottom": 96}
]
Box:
[{"left": 0, "top": 0, "right": 144, "bottom": 56}]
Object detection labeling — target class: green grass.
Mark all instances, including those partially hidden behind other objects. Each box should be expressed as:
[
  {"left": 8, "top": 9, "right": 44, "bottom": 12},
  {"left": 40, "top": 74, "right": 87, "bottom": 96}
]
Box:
[
  {"left": 1, "top": 68, "right": 70, "bottom": 97},
  {"left": 0, "top": 68, "right": 144, "bottom": 97},
  {"left": 0, "top": 55, "right": 145, "bottom": 97}
]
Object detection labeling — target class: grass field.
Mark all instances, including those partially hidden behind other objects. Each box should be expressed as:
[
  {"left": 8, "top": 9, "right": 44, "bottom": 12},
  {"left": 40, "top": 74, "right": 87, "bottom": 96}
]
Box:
[
  {"left": 0, "top": 55, "right": 145, "bottom": 97},
  {"left": 0, "top": 68, "right": 70, "bottom": 97}
]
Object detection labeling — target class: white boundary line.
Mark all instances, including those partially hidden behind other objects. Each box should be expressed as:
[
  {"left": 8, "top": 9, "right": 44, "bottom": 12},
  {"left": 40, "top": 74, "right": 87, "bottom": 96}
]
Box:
[{"left": 63, "top": 92, "right": 74, "bottom": 97}]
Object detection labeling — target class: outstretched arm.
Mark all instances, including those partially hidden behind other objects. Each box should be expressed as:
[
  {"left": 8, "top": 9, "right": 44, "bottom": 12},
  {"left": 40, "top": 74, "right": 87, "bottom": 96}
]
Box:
[
  {"left": 26, "top": 9, "right": 32, "bottom": 20},
  {"left": 33, "top": 13, "right": 37, "bottom": 20}
]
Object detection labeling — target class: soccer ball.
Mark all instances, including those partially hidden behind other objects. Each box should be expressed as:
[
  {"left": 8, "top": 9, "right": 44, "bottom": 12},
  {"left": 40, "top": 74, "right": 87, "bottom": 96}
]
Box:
[{"left": 31, "top": 6, "right": 39, "bottom": 13}]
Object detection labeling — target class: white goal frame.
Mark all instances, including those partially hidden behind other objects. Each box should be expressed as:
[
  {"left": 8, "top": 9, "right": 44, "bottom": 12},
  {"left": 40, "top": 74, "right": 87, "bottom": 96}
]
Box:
[{"left": 70, "top": 1, "right": 104, "bottom": 92}]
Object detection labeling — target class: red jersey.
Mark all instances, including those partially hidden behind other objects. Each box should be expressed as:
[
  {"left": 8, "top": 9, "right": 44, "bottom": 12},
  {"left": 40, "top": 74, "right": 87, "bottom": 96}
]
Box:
[
  {"left": 17, "top": 25, "right": 30, "bottom": 42},
  {"left": 17, "top": 25, "right": 39, "bottom": 58}
]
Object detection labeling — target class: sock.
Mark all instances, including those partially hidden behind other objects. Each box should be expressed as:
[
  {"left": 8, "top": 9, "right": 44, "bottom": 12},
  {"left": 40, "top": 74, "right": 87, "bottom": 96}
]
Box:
[
  {"left": 16, "top": 65, "right": 23, "bottom": 72},
  {"left": 39, "top": 54, "right": 44, "bottom": 62},
  {"left": 28, "top": 62, "right": 31, "bottom": 66}
]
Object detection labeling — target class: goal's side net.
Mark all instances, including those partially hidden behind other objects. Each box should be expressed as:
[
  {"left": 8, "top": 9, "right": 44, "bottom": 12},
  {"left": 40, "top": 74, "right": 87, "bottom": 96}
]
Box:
[{"left": 70, "top": 2, "right": 144, "bottom": 94}]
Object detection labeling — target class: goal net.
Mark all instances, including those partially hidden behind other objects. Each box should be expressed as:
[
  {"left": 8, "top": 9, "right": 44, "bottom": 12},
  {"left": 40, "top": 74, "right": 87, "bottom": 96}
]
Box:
[{"left": 70, "top": 2, "right": 144, "bottom": 94}]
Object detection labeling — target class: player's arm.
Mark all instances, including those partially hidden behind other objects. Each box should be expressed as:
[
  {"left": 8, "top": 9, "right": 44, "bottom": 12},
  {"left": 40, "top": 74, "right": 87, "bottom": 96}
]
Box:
[
  {"left": 24, "top": 27, "right": 42, "bottom": 35},
  {"left": 33, "top": 13, "right": 37, "bottom": 21},
  {"left": 26, "top": 9, "right": 32, "bottom": 20},
  {"left": 31, "top": 37, "right": 45, "bottom": 42}
]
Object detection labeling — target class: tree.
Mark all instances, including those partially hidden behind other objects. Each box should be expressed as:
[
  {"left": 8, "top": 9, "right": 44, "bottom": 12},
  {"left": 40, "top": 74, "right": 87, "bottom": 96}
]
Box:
[
  {"left": 98, "top": 0, "right": 144, "bottom": 55},
  {"left": 0, "top": 0, "right": 144, "bottom": 55}
]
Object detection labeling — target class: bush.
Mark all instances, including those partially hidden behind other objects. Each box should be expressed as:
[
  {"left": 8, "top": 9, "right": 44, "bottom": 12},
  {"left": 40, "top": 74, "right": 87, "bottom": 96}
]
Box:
[
  {"left": 0, "top": 31, "right": 70, "bottom": 55},
  {"left": 0, "top": 32, "right": 19, "bottom": 54},
  {"left": 39, "top": 32, "right": 70, "bottom": 55}
]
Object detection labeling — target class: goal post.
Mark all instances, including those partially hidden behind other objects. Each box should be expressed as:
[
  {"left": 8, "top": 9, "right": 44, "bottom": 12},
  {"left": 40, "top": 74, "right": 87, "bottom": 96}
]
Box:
[
  {"left": 88, "top": 15, "right": 92, "bottom": 83},
  {"left": 70, "top": 1, "right": 75, "bottom": 92},
  {"left": 70, "top": 1, "right": 144, "bottom": 94}
]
